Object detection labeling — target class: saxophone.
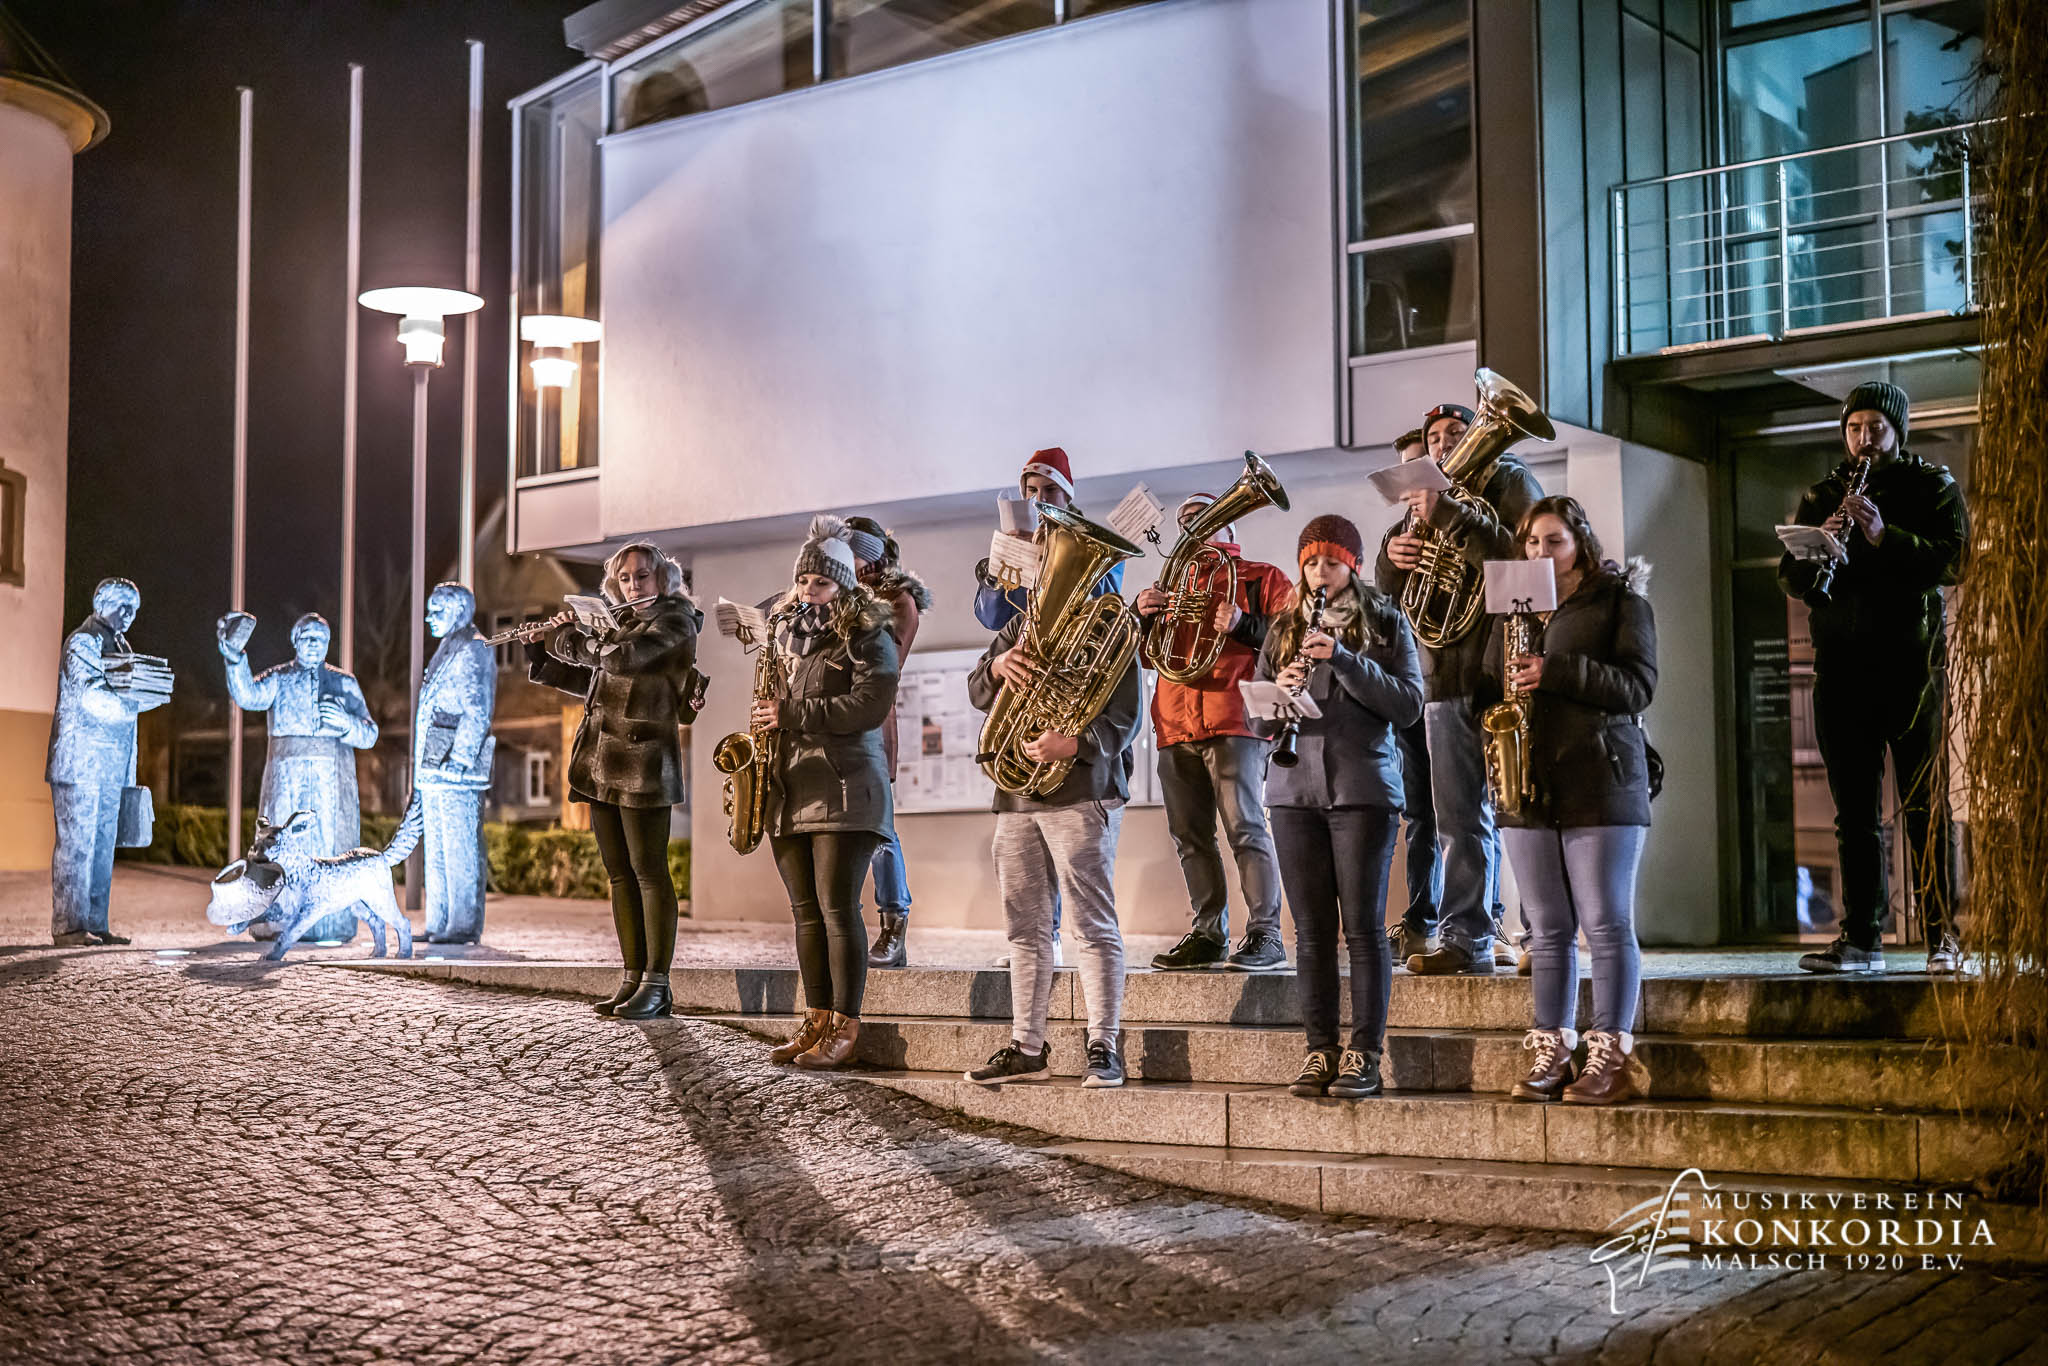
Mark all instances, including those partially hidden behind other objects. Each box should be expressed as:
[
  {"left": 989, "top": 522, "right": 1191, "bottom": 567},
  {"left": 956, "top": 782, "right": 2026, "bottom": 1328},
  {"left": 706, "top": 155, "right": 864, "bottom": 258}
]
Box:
[
  {"left": 711, "top": 605, "right": 791, "bottom": 855},
  {"left": 1481, "top": 610, "right": 1537, "bottom": 816}
]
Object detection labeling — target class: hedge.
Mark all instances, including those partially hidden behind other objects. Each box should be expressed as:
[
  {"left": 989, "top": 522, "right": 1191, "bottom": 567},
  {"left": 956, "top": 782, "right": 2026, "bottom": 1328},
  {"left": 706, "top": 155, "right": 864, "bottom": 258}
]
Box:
[{"left": 120, "top": 802, "right": 688, "bottom": 903}]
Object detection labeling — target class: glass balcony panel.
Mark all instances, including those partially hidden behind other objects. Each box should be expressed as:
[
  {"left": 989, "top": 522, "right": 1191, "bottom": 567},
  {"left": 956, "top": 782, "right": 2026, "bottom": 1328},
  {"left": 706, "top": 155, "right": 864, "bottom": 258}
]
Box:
[
  {"left": 828, "top": 0, "right": 1052, "bottom": 80},
  {"left": 1350, "top": 234, "right": 1477, "bottom": 356},
  {"left": 1785, "top": 222, "right": 1881, "bottom": 328},
  {"left": 1350, "top": 0, "right": 1474, "bottom": 241},
  {"left": 612, "top": 0, "right": 815, "bottom": 134},
  {"left": 1887, "top": 209, "right": 1970, "bottom": 316}
]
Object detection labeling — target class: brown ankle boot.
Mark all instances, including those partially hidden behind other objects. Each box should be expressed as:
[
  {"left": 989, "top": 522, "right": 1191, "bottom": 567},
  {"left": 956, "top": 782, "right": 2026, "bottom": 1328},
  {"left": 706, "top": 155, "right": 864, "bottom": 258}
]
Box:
[
  {"left": 794, "top": 1012, "right": 861, "bottom": 1070},
  {"left": 770, "top": 1008, "right": 831, "bottom": 1064},
  {"left": 1562, "top": 1031, "right": 1646, "bottom": 1105},
  {"left": 1511, "top": 1029, "right": 1575, "bottom": 1101}
]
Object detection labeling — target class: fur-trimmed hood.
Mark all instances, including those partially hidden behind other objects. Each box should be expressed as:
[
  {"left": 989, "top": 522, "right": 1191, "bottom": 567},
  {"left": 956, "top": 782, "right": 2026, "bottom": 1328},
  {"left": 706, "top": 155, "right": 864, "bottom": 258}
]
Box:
[
  {"left": 1588, "top": 557, "right": 1652, "bottom": 596},
  {"left": 868, "top": 565, "right": 934, "bottom": 612}
]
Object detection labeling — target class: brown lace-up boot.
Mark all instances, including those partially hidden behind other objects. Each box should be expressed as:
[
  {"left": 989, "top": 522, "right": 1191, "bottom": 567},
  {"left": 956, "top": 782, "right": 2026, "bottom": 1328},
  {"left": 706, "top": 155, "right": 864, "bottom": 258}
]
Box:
[
  {"left": 770, "top": 1008, "right": 831, "bottom": 1064},
  {"left": 1562, "top": 1030, "right": 1647, "bottom": 1105},
  {"left": 794, "top": 1012, "right": 862, "bottom": 1070},
  {"left": 1510, "top": 1029, "right": 1575, "bottom": 1101}
]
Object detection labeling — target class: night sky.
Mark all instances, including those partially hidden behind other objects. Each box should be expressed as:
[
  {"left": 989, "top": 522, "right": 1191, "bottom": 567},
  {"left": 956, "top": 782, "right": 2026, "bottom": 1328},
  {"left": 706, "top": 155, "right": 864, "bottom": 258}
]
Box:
[{"left": 21, "top": 0, "right": 586, "bottom": 714}]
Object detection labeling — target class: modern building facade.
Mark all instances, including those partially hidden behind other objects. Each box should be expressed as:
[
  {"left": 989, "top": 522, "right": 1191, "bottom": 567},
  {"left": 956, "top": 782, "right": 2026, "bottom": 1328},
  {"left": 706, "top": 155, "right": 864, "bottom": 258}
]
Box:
[{"left": 506, "top": 0, "right": 1984, "bottom": 945}]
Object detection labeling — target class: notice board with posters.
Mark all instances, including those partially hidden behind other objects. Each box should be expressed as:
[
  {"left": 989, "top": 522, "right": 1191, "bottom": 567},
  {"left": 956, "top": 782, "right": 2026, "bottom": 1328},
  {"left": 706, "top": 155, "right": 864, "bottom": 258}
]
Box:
[{"left": 891, "top": 647, "right": 1161, "bottom": 814}]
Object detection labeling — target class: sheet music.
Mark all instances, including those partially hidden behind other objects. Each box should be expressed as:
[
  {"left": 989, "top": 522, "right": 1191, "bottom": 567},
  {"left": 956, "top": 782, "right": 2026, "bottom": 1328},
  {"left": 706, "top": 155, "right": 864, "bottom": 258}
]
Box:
[
  {"left": 1776, "top": 524, "right": 1845, "bottom": 563},
  {"left": 1239, "top": 680, "right": 1321, "bottom": 721},
  {"left": 1108, "top": 483, "right": 1166, "bottom": 544},
  {"left": 715, "top": 597, "right": 772, "bottom": 645},
  {"left": 996, "top": 497, "right": 1040, "bottom": 536},
  {"left": 1482, "top": 559, "right": 1560, "bottom": 615},
  {"left": 1366, "top": 459, "right": 1452, "bottom": 505},
  {"left": 988, "top": 531, "right": 1042, "bottom": 588},
  {"left": 563, "top": 594, "right": 613, "bottom": 629}
]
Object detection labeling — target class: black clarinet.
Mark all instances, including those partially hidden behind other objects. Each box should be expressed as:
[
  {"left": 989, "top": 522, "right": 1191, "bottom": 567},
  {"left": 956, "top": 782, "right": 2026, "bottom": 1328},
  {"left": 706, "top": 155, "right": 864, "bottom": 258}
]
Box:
[{"left": 1269, "top": 587, "right": 1328, "bottom": 769}]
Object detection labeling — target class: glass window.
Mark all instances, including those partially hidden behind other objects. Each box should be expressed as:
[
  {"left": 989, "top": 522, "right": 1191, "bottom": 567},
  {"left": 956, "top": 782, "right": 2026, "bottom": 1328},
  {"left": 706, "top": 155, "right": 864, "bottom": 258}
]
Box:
[
  {"left": 1068, "top": 0, "right": 1152, "bottom": 15},
  {"left": 1351, "top": 0, "right": 1474, "bottom": 241},
  {"left": 1884, "top": 2, "right": 1990, "bottom": 134},
  {"left": 516, "top": 71, "right": 604, "bottom": 479},
  {"left": 1724, "top": 21, "right": 1876, "bottom": 163},
  {"left": 613, "top": 0, "right": 815, "bottom": 134},
  {"left": 1350, "top": 234, "right": 1478, "bottom": 354},
  {"left": 1725, "top": 0, "right": 1858, "bottom": 28},
  {"left": 827, "top": 0, "right": 1052, "bottom": 81}
]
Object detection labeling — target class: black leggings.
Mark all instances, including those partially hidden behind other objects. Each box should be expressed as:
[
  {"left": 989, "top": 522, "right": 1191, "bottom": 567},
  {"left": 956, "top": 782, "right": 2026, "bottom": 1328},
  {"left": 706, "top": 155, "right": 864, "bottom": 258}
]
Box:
[
  {"left": 771, "top": 831, "right": 883, "bottom": 1017},
  {"left": 588, "top": 800, "right": 680, "bottom": 975},
  {"left": 1270, "top": 804, "right": 1399, "bottom": 1055}
]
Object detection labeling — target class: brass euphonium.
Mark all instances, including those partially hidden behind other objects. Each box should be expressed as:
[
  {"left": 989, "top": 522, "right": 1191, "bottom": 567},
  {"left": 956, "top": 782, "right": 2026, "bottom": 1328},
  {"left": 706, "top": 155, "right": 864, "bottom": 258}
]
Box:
[
  {"left": 1401, "top": 368, "right": 1556, "bottom": 649},
  {"left": 1146, "top": 451, "right": 1290, "bottom": 684},
  {"left": 976, "top": 504, "right": 1146, "bottom": 798},
  {"left": 712, "top": 604, "right": 792, "bottom": 855},
  {"left": 1482, "top": 610, "right": 1537, "bottom": 816}
]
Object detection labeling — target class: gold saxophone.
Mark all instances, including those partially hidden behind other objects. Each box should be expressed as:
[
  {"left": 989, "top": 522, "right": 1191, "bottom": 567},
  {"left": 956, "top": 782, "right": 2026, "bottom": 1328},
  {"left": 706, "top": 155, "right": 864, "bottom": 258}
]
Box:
[
  {"left": 1482, "top": 610, "right": 1537, "bottom": 816},
  {"left": 976, "top": 504, "right": 1146, "bottom": 798},
  {"left": 1401, "top": 368, "right": 1555, "bottom": 649},
  {"left": 711, "top": 605, "right": 791, "bottom": 855},
  {"left": 1145, "top": 452, "right": 1289, "bottom": 684}
]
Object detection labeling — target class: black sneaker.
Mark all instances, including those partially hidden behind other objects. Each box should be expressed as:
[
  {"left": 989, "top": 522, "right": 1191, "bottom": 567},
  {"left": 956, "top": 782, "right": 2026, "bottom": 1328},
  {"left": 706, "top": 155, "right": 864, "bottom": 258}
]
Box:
[
  {"left": 1327, "top": 1048, "right": 1383, "bottom": 1099},
  {"left": 1798, "top": 936, "right": 1885, "bottom": 975},
  {"left": 1151, "top": 931, "right": 1228, "bottom": 971},
  {"left": 1081, "top": 1040, "right": 1125, "bottom": 1088},
  {"left": 1289, "top": 1049, "right": 1338, "bottom": 1098},
  {"left": 1226, "top": 931, "right": 1287, "bottom": 972},
  {"left": 965, "top": 1041, "right": 1052, "bottom": 1085}
]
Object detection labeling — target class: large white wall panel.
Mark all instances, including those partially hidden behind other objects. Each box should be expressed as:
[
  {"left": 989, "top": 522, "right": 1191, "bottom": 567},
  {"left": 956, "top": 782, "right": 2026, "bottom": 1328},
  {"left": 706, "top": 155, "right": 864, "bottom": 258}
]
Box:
[{"left": 600, "top": 0, "right": 1336, "bottom": 540}]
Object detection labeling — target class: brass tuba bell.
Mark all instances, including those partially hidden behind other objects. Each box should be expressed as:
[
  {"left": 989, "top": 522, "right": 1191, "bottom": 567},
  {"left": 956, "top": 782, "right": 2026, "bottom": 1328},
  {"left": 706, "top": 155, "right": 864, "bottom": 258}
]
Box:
[{"left": 1146, "top": 452, "right": 1290, "bottom": 684}]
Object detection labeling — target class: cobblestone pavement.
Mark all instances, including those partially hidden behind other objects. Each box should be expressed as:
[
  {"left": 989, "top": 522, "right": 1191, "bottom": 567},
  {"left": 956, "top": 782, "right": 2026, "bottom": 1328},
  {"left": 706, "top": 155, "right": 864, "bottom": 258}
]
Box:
[{"left": 3, "top": 949, "right": 2044, "bottom": 1365}]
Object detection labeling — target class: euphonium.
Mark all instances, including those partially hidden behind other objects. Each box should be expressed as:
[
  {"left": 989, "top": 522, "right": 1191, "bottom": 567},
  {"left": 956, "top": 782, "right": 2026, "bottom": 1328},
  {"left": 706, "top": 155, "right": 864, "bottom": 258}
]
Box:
[
  {"left": 712, "top": 605, "right": 791, "bottom": 855},
  {"left": 1482, "top": 610, "right": 1537, "bottom": 816},
  {"left": 976, "top": 504, "right": 1146, "bottom": 798},
  {"left": 1401, "top": 368, "right": 1556, "bottom": 649},
  {"left": 1146, "top": 451, "right": 1290, "bottom": 684}
]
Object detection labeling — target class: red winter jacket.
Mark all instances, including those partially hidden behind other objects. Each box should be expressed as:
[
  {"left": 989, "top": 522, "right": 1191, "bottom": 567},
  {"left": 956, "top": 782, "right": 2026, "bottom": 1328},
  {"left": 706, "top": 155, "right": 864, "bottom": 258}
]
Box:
[{"left": 1140, "top": 544, "right": 1296, "bottom": 748}]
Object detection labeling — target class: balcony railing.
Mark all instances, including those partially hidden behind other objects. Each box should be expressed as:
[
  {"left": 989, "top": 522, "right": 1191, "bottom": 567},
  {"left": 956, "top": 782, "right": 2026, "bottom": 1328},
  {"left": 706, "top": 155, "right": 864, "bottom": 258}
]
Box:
[{"left": 1611, "top": 120, "right": 1989, "bottom": 359}]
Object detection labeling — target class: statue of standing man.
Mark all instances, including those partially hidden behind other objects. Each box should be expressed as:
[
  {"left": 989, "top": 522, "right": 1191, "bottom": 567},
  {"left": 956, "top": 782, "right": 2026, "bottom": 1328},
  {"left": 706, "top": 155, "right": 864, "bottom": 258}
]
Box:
[
  {"left": 48, "top": 578, "right": 173, "bottom": 945},
  {"left": 218, "top": 610, "right": 379, "bottom": 943},
  {"left": 416, "top": 583, "right": 496, "bottom": 944}
]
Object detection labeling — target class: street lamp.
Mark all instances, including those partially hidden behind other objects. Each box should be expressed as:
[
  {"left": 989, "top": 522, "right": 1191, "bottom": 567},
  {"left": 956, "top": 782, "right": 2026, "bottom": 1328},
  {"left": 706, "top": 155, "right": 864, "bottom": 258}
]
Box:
[
  {"left": 520, "top": 314, "right": 602, "bottom": 389},
  {"left": 358, "top": 283, "right": 483, "bottom": 908}
]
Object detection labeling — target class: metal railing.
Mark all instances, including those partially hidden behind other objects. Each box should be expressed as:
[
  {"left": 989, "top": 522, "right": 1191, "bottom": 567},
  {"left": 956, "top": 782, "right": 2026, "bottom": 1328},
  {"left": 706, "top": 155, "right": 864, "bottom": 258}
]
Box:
[{"left": 1610, "top": 120, "right": 1989, "bottom": 358}]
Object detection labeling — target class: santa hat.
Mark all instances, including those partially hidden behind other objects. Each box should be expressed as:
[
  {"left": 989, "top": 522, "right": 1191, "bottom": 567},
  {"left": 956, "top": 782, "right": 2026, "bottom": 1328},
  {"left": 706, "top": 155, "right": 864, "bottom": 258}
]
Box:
[
  {"left": 1177, "top": 492, "right": 1235, "bottom": 545},
  {"left": 793, "top": 515, "right": 859, "bottom": 591},
  {"left": 1020, "top": 447, "right": 1076, "bottom": 498}
]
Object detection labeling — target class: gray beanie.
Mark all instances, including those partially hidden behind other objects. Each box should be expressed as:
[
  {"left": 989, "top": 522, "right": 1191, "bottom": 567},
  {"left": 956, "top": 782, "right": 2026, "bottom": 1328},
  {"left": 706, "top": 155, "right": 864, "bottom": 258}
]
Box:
[
  {"left": 1841, "top": 381, "right": 1910, "bottom": 446},
  {"left": 794, "top": 514, "right": 859, "bottom": 591}
]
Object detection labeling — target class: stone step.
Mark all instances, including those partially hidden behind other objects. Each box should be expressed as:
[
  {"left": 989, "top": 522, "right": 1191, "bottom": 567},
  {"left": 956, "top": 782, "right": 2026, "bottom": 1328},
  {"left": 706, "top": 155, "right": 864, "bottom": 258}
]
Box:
[
  {"left": 848, "top": 1070, "right": 2001, "bottom": 1184},
  {"left": 341, "top": 960, "right": 1967, "bottom": 1040},
  {"left": 1027, "top": 1141, "right": 2048, "bottom": 1264},
  {"left": 705, "top": 1012, "right": 2008, "bottom": 1113}
]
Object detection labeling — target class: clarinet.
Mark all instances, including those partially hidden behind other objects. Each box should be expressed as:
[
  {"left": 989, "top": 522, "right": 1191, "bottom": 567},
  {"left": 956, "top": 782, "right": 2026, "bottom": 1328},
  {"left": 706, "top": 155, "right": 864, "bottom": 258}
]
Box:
[{"left": 1269, "top": 587, "right": 1328, "bottom": 770}]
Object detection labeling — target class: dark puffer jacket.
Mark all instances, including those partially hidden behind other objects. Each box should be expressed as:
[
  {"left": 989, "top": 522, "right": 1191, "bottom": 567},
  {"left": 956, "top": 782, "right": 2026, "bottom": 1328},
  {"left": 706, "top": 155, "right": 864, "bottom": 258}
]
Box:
[
  {"left": 1375, "top": 453, "right": 1546, "bottom": 701},
  {"left": 772, "top": 596, "right": 902, "bottom": 838},
  {"left": 863, "top": 567, "right": 931, "bottom": 775},
  {"left": 1477, "top": 562, "right": 1658, "bottom": 830},
  {"left": 527, "top": 595, "right": 701, "bottom": 808}
]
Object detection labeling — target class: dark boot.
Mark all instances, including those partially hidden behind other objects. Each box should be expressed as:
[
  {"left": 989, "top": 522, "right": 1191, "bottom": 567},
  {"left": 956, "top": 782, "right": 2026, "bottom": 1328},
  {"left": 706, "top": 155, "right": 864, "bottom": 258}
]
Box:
[
  {"left": 794, "top": 1013, "right": 861, "bottom": 1070},
  {"left": 614, "top": 972, "right": 673, "bottom": 1020},
  {"left": 592, "top": 973, "right": 641, "bottom": 1017},
  {"left": 770, "top": 1008, "right": 832, "bottom": 1064},
  {"left": 1510, "top": 1028, "right": 1574, "bottom": 1101},
  {"left": 868, "top": 912, "right": 909, "bottom": 969},
  {"left": 1562, "top": 1031, "right": 1647, "bottom": 1105},
  {"left": 1406, "top": 943, "right": 1494, "bottom": 976}
]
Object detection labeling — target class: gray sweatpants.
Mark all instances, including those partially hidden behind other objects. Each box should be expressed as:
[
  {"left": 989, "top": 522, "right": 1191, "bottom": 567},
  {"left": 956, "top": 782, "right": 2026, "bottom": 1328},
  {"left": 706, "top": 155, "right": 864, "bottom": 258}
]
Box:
[
  {"left": 993, "top": 800, "right": 1125, "bottom": 1052},
  {"left": 1157, "top": 734, "right": 1282, "bottom": 942}
]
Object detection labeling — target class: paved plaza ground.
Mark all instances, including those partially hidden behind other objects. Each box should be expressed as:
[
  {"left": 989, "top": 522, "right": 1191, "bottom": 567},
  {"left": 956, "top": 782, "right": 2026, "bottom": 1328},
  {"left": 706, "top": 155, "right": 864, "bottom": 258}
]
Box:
[{"left": 3, "top": 867, "right": 2045, "bottom": 1364}]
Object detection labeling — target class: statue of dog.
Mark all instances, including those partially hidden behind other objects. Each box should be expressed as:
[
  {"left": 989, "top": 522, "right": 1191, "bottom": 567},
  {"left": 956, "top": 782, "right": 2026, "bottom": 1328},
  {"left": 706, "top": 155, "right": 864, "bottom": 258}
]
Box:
[{"left": 207, "top": 796, "right": 423, "bottom": 960}]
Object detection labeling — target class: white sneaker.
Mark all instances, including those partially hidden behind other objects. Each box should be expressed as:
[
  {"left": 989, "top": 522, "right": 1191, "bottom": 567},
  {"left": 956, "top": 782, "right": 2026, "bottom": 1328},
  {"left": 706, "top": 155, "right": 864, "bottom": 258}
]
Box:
[{"left": 1926, "top": 934, "right": 1968, "bottom": 975}]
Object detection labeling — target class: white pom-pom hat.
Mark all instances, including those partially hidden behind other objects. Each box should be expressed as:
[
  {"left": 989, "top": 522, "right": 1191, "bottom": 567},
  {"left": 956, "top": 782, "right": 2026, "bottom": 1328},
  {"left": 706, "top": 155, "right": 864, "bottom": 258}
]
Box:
[{"left": 793, "top": 514, "right": 859, "bottom": 590}]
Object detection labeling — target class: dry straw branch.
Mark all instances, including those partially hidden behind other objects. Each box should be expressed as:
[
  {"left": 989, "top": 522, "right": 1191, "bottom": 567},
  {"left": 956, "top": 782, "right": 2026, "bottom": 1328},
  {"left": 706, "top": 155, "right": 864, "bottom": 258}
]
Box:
[{"left": 1947, "top": 1, "right": 2047, "bottom": 1204}]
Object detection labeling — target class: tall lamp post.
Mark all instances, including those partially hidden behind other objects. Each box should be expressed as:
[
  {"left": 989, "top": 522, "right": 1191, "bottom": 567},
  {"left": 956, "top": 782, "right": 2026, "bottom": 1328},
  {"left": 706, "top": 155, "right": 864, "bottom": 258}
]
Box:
[{"left": 357, "top": 284, "right": 483, "bottom": 908}]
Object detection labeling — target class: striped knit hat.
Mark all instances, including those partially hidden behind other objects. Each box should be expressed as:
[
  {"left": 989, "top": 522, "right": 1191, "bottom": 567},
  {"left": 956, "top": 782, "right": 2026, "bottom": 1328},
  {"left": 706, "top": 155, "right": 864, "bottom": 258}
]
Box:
[
  {"left": 793, "top": 515, "right": 859, "bottom": 590},
  {"left": 1841, "top": 381, "right": 1910, "bottom": 446},
  {"left": 1297, "top": 514, "right": 1363, "bottom": 572}
]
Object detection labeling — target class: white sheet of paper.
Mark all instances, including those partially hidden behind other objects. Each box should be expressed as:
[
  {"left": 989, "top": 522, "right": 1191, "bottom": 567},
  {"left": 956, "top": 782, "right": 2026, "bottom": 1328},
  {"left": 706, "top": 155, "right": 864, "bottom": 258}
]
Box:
[
  {"left": 1366, "top": 459, "right": 1453, "bottom": 505},
  {"left": 988, "top": 531, "right": 1042, "bottom": 588},
  {"left": 1108, "top": 483, "right": 1166, "bottom": 545},
  {"left": 564, "top": 594, "right": 613, "bottom": 629},
  {"left": 997, "top": 497, "right": 1040, "bottom": 535},
  {"left": 1482, "top": 559, "right": 1560, "bottom": 615},
  {"left": 1776, "top": 524, "right": 1846, "bottom": 563},
  {"left": 1239, "top": 680, "right": 1322, "bottom": 721},
  {"left": 714, "top": 596, "right": 771, "bottom": 644}
]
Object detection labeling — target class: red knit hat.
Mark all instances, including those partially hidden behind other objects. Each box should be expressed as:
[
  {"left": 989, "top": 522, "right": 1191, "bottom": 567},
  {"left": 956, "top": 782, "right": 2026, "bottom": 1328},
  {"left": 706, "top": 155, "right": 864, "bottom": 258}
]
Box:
[
  {"left": 1297, "top": 514, "right": 1364, "bottom": 572},
  {"left": 1020, "top": 447, "right": 1076, "bottom": 498}
]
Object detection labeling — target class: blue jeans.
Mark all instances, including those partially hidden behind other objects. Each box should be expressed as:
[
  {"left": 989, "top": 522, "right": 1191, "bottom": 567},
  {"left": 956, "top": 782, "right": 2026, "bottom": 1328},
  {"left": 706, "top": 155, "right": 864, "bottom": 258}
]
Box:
[
  {"left": 1503, "top": 825, "right": 1646, "bottom": 1035},
  {"left": 1424, "top": 699, "right": 1496, "bottom": 958},
  {"left": 1394, "top": 718, "right": 1441, "bottom": 936},
  {"left": 1272, "top": 805, "right": 1399, "bottom": 1055},
  {"left": 868, "top": 827, "right": 912, "bottom": 915}
]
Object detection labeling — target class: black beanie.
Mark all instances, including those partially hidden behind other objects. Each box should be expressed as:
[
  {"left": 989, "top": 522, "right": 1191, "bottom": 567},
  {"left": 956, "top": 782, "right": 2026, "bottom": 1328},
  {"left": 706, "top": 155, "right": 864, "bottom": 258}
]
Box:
[{"left": 1841, "top": 381, "right": 1910, "bottom": 446}]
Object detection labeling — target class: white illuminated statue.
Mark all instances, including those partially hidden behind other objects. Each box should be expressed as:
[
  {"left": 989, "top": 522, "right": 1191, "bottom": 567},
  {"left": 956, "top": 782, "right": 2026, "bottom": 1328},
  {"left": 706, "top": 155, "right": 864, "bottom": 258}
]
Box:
[{"left": 415, "top": 582, "right": 496, "bottom": 944}]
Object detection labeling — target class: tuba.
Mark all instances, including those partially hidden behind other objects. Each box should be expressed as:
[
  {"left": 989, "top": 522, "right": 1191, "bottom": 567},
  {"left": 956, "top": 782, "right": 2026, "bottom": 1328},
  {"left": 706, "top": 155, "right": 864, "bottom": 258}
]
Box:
[
  {"left": 976, "top": 504, "right": 1146, "bottom": 798},
  {"left": 711, "top": 604, "right": 792, "bottom": 855},
  {"left": 1400, "top": 368, "right": 1555, "bottom": 649},
  {"left": 1145, "top": 451, "right": 1290, "bottom": 683},
  {"left": 1482, "top": 609, "right": 1538, "bottom": 816}
]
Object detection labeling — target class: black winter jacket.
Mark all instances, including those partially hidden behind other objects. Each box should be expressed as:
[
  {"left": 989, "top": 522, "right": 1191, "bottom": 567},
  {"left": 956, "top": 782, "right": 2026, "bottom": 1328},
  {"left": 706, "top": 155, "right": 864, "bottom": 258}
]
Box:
[
  {"left": 528, "top": 595, "right": 701, "bottom": 808},
  {"left": 771, "top": 597, "right": 901, "bottom": 838},
  {"left": 967, "top": 610, "right": 1144, "bottom": 813},
  {"left": 1249, "top": 593, "right": 1424, "bottom": 810},
  {"left": 1375, "top": 453, "right": 1547, "bottom": 702},
  {"left": 1775, "top": 451, "right": 1965, "bottom": 678},
  {"left": 1477, "top": 563, "right": 1658, "bottom": 830}
]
